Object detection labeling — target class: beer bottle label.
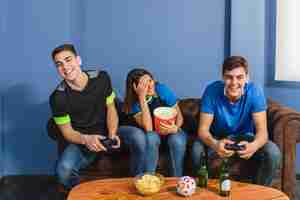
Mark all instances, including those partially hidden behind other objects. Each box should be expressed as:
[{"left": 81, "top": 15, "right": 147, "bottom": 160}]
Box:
[{"left": 221, "top": 180, "right": 231, "bottom": 191}]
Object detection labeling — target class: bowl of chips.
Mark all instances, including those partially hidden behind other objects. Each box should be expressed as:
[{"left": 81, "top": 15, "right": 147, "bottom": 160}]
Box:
[{"left": 133, "top": 173, "right": 164, "bottom": 196}]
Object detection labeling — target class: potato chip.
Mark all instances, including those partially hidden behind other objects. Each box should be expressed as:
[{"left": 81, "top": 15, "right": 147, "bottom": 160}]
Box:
[{"left": 134, "top": 174, "right": 163, "bottom": 195}]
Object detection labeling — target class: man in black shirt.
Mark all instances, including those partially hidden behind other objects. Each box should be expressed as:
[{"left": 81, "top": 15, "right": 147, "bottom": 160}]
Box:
[{"left": 50, "top": 44, "right": 146, "bottom": 189}]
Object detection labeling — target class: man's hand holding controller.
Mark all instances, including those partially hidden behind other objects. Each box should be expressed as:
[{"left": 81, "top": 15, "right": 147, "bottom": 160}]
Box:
[
  {"left": 99, "top": 136, "right": 120, "bottom": 151},
  {"left": 81, "top": 134, "right": 107, "bottom": 152},
  {"left": 224, "top": 143, "right": 246, "bottom": 151},
  {"left": 214, "top": 139, "right": 235, "bottom": 158},
  {"left": 81, "top": 134, "right": 120, "bottom": 152}
]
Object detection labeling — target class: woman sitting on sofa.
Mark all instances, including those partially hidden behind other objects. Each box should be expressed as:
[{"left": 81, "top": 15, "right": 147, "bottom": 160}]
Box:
[{"left": 123, "top": 67, "right": 187, "bottom": 177}]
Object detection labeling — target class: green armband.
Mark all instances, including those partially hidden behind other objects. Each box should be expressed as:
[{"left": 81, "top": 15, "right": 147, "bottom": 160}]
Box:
[
  {"left": 53, "top": 115, "right": 71, "bottom": 125},
  {"left": 106, "top": 91, "right": 116, "bottom": 105}
]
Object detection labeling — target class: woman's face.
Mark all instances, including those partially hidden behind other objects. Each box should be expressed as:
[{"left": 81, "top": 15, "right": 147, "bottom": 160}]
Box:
[{"left": 136, "top": 74, "right": 156, "bottom": 96}]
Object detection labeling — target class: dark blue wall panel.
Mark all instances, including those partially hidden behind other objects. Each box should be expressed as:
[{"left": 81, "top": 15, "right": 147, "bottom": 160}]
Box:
[
  {"left": 0, "top": 96, "right": 3, "bottom": 178},
  {"left": 230, "top": 0, "right": 266, "bottom": 85},
  {"left": 0, "top": 0, "right": 7, "bottom": 178}
]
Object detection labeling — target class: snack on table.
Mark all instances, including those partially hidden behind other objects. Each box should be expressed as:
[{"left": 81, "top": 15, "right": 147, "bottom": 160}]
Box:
[{"left": 134, "top": 174, "right": 163, "bottom": 195}]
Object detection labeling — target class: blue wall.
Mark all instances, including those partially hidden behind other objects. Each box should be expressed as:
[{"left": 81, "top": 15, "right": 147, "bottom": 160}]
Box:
[
  {"left": 230, "top": 0, "right": 300, "bottom": 174},
  {"left": 230, "top": 0, "right": 266, "bottom": 85},
  {"left": 0, "top": 0, "right": 79, "bottom": 175},
  {"left": 1, "top": 0, "right": 299, "bottom": 176},
  {"left": 81, "top": 0, "right": 226, "bottom": 98},
  {"left": 0, "top": 1, "right": 226, "bottom": 175}
]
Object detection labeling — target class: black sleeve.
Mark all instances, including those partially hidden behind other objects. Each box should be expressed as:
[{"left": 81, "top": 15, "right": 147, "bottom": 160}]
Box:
[
  {"left": 98, "top": 71, "right": 113, "bottom": 99},
  {"left": 49, "top": 91, "right": 69, "bottom": 117}
]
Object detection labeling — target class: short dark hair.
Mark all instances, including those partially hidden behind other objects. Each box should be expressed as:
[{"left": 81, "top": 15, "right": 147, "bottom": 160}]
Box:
[
  {"left": 222, "top": 56, "right": 248, "bottom": 75},
  {"left": 51, "top": 44, "right": 77, "bottom": 60}
]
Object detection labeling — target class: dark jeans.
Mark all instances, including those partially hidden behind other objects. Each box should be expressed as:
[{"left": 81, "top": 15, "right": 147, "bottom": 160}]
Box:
[
  {"left": 55, "top": 126, "right": 146, "bottom": 189},
  {"left": 191, "top": 134, "right": 281, "bottom": 186}
]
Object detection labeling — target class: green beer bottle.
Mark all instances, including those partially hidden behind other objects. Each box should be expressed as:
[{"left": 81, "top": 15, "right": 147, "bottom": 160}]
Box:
[
  {"left": 197, "top": 152, "right": 208, "bottom": 188},
  {"left": 219, "top": 158, "right": 231, "bottom": 197}
]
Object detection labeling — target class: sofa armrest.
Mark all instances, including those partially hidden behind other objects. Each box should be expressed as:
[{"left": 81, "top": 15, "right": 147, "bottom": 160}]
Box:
[
  {"left": 267, "top": 98, "right": 300, "bottom": 147},
  {"left": 267, "top": 98, "right": 300, "bottom": 200},
  {"left": 267, "top": 98, "right": 300, "bottom": 141}
]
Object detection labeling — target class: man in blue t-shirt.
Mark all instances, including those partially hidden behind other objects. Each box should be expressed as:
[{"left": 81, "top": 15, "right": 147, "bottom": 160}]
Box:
[{"left": 192, "top": 56, "right": 281, "bottom": 186}]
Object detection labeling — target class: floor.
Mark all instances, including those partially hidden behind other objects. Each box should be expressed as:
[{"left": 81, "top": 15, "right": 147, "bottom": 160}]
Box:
[
  {"left": 0, "top": 176, "right": 66, "bottom": 200},
  {"left": 0, "top": 176, "right": 299, "bottom": 200}
]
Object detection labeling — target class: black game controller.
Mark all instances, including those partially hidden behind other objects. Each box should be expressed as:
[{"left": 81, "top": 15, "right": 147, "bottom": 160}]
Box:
[
  {"left": 224, "top": 143, "right": 246, "bottom": 151},
  {"left": 99, "top": 138, "right": 118, "bottom": 151}
]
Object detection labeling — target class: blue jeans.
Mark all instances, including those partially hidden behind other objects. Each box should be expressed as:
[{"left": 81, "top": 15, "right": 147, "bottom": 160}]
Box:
[
  {"left": 56, "top": 126, "right": 146, "bottom": 189},
  {"left": 191, "top": 136, "right": 281, "bottom": 186},
  {"left": 119, "top": 126, "right": 146, "bottom": 176},
  {"left": 145, "top": 130, "right": 187, "bottom": 177}
]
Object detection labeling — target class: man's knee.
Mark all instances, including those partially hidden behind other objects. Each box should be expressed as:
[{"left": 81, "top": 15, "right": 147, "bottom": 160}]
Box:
[
  {"left": 192, "top": 139, "right": 206, "bottom": 156},
  {"left": 262, "top": 141, "right": 281, "bottom": 166},
  {"left": 56, "top": 160, "right": 73, "bottom": 182},
  {"left": 191, "top": 139, "right": 206, "bottom": 174}
]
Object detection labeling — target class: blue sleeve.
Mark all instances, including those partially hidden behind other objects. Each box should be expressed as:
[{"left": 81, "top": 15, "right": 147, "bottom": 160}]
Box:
[
  {"left": 129, "top": 102, "right": 141, "bottom": 115},
  {"left": 156, "top": 83, "right": 177, "bottom": 106},
  {"left": 200, "top": 85, "right": 215, "bottom": 114},
  {"left": 250, "top": 84, "right": 267, "bottom": 113}
]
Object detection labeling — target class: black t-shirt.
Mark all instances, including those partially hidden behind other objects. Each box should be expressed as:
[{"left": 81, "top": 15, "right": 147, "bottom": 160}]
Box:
[{"left": 49, "top": 70, "right": 113, "bottom": 135}]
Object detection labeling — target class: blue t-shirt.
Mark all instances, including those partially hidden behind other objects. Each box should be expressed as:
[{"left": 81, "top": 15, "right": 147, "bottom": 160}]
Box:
[
  {"left": 130, "top": 82, "right": 177, "bottom": 115},
  {"left": 201, "top": 81, "right": 267, "bottom": 137}
]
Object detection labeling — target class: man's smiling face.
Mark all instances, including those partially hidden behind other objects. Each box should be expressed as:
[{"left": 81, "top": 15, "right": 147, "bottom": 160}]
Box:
[
  {"left": 54, "top": 50, "right": 82, "bottom": 82},
  {"left": 223, "top": 66, "right": 248, "bottom": 102}
]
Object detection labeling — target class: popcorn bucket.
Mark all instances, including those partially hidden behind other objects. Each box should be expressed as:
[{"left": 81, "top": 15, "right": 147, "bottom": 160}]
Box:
[{"left": 153, "top": 107, "right": 177, "bottom": 134}]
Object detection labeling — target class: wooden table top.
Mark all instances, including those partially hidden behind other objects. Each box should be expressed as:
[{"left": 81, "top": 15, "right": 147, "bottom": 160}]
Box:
[{"left": 67, "top": 177, "right": 289, "bottom": 200}]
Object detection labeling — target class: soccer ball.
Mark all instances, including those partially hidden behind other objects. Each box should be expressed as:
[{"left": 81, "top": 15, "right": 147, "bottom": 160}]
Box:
[{"left": 176, "top": 176, "right": 196, "bottom": 197}]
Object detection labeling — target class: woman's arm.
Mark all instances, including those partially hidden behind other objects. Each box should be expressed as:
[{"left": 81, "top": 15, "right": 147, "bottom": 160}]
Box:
[
  {"left": 174, "top": 103, "right": 183, "bottom": 128},
  {"left": 133, "top": 75, "right": 154, "bottom": 131},
  {"left": 134, "top": 97, "right": 153, "bottom": 131}
]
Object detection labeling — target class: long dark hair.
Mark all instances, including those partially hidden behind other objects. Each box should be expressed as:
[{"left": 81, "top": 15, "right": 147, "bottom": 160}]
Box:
[{"left": 123, "top": 68, "right": 154, "bottom": 114}]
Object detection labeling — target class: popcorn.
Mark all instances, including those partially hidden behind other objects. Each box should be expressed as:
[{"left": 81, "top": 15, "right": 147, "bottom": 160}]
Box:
[
  {"left": 135, "top": 174, "right": 162, "bottom": 195},
  {"left": 176, "top": 176, "right": 196, "bottom": 197}
]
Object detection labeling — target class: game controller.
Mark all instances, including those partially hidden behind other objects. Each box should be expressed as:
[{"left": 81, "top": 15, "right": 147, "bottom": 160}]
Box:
[
  {"left": 224, "top": 143, "right": 246, "bottom": 151},
  {"left": 99, "top": 138, "right": 118, "bottom": 151}
]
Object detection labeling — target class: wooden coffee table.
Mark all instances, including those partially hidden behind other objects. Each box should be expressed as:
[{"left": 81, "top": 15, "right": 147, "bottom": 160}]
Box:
[{"left": 67, "top": 177, "right": 289, "bottom": 200}]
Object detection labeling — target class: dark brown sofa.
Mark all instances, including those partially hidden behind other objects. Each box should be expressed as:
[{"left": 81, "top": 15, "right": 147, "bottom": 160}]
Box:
[{"left": 47, "top": 98, "right": 300, "bottom": 200}]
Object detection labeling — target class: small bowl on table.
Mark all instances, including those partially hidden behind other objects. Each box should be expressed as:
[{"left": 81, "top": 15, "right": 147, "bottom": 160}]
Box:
[{"left": 133, "top": 173, "right": 164, "bottom": 196}]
